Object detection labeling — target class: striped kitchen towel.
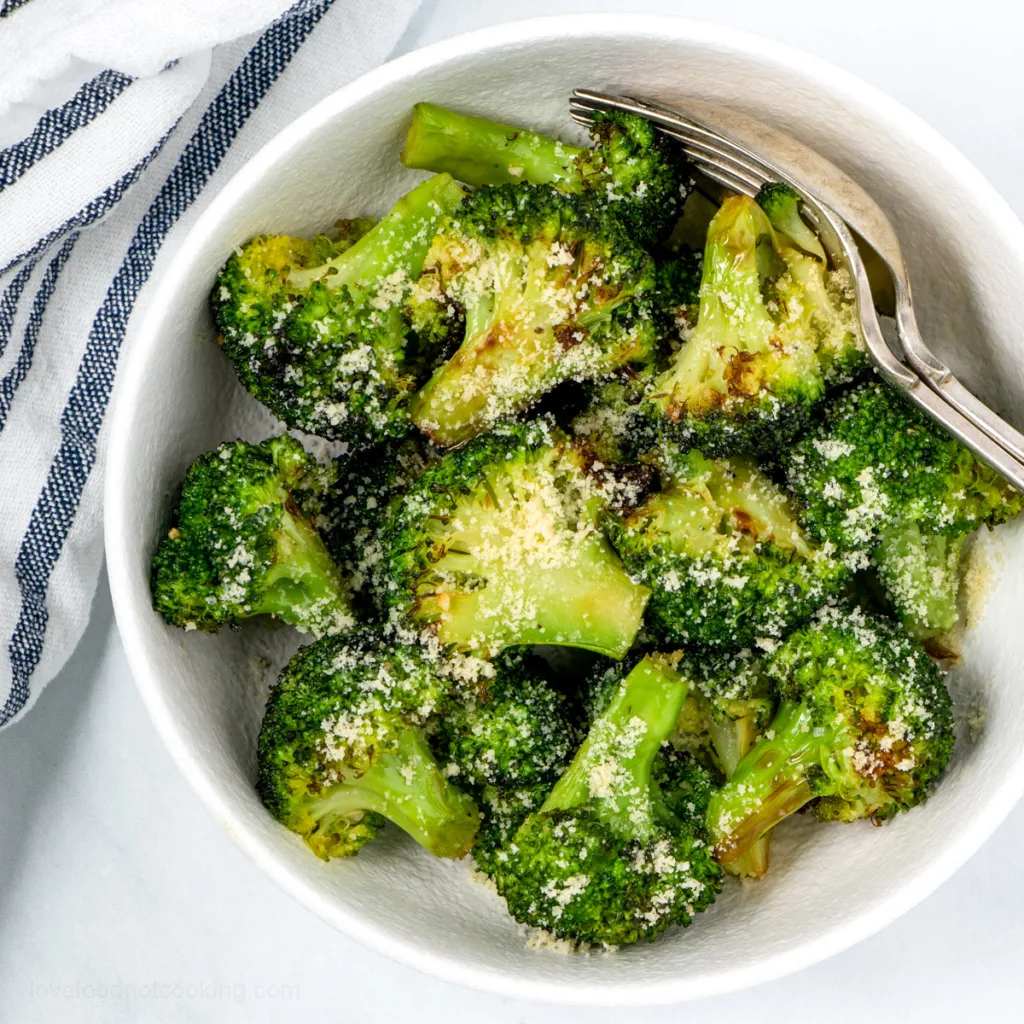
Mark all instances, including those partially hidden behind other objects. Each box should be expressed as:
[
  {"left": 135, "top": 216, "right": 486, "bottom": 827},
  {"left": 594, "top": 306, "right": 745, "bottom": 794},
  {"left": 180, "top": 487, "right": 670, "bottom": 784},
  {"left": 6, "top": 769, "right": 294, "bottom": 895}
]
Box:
[{"left": 0, "top": 0, "right": 423, "bottom": 727}]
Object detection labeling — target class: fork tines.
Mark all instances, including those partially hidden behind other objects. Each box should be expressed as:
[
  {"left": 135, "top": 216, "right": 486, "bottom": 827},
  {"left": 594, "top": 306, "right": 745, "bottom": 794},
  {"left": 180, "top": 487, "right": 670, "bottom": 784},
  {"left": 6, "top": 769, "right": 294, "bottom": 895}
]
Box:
[{"left": 571, "top": 90, "right": 767, "bottom": 198}]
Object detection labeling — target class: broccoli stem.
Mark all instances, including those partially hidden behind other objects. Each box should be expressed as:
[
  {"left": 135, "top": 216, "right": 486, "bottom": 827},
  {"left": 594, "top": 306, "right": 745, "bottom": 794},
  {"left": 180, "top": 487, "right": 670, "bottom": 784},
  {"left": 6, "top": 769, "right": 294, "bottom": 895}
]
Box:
[
  {"left": 543, "top": 655, "right": 688, "bottom": 842},
  {"left": 402, "top": 103, "right": 583, "bottom": 190},
  {"left": 306, "top": 728, "right": 480, "bottom": 858},
  {"left": 704, "top": 715, "right": 757, "bottom": 779},
  {"left": 435, "top": 538, "right": 649, "bottom": 659},
  {"left": 875, "top": 523, "right": 964, "bottom": 638},
  {"left": 731, "top": 840, "right": 771, "bottom": 878},
  {"left": 708, "top": 700, "right": 819, "bottom": 864},
  {"left": 286, "top": 173, "right": 465, "bottom": 294},
  {"left": 256, "top": 508, "right": 354, "bottom": 635},
  {"left": 698, "top": 706, "right": 772, "bottom": 878}
]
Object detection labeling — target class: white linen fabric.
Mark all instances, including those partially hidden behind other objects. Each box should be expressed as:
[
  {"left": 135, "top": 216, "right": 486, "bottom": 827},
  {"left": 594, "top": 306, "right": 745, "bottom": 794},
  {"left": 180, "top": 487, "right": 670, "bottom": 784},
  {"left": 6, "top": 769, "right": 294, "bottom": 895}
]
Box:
[{"left": 0, "top": 0, "right": 423, "bottom": 727}]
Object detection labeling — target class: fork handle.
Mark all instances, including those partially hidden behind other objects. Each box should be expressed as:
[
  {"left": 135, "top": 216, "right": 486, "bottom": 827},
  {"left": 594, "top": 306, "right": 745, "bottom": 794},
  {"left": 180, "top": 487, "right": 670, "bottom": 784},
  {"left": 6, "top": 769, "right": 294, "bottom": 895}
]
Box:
[{"left": 894, "top": 283, "right": 1024, "bottom": 465}]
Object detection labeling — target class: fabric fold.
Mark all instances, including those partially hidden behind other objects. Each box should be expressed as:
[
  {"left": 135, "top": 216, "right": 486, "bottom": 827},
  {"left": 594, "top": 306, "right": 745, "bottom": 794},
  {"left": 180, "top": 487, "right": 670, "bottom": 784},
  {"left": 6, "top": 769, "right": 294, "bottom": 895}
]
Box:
[{"left": 0, "top": 0, "right": 424, "bottom": 727}]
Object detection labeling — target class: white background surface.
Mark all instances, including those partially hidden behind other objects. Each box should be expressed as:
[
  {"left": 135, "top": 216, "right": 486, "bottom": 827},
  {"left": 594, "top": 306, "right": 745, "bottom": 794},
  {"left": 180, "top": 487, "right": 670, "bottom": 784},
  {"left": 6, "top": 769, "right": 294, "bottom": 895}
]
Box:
[{"left": 2, "top": 1, "right": 1023, "bottom": 1020}]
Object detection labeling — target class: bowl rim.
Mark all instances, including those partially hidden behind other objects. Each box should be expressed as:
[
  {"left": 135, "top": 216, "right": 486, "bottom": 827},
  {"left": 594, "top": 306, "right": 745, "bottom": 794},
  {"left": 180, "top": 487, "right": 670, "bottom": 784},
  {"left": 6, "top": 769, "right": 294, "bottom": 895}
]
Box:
[{"left": 105, "top": 12, "right": 1024, "bottom": 1005}]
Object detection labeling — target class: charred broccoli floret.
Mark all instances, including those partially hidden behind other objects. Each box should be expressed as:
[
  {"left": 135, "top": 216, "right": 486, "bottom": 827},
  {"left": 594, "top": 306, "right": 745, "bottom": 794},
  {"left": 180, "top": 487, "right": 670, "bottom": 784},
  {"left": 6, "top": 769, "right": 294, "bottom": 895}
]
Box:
[
  {"left": 566, "top": 254, "right": 701, "bottom": 464},
  {"left": 212, "top": 174, "right": 466, "bottom": 442},
  {"left": 256, "top": 628, "right": 480, "bottom": 860},
  {"left": 493, "top": 653, "right": 722, "bottom": 946},
  {"left": 382, "top": 418, "right": 650, "bottom": 658},
  {"left": 406, "top": 184, "right": 656, "bottom": 447},
  {"left": 651, "top": 249, "right": 703, "bottom": 341},
  {"left": 569, "top": 365, "right": 660, "bottom": 464},
  {"left": 605, "top": 451, "right": 847, "bottom": 648},
  {"left": 642, "top": 193, "right": 865, "bottom": 457},
  {"left": 432, "top": 651, "right": 576, "bottom": 790},
  {"left": 401, "top": 103, "right": 685, "bottom": 246},
  {"left": 784, "top": 381, "right": 1022, "bottom": 635},
  {"left": 150, "top": 435, "right": 354, "bottom": 637},
  {"left": 707, "top": 607, "right": 954, "bottom": 865}
]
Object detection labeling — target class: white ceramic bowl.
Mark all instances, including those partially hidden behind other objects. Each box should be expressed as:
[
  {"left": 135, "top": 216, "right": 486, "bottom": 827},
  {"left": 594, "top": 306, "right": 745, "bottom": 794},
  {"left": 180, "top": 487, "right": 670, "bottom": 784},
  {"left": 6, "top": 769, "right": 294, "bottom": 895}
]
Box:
[{"left": 105, "top": 14, "right": 1024, "bottom": 1004}]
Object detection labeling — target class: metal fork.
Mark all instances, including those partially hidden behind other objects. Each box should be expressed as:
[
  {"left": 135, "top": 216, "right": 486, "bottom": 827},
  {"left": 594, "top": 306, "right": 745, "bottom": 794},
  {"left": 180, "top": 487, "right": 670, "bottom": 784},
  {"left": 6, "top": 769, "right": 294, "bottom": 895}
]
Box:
[{"left": 569, "top": 88, "right": 1024, "bottom": 492}]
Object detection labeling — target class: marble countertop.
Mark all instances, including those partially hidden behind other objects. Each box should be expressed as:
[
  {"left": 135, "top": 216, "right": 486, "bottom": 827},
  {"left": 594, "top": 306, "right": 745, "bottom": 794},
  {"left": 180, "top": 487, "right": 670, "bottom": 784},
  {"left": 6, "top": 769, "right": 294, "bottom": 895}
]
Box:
[{"left": 2, "top": 1, "right": 1022, "bottom": 1020}]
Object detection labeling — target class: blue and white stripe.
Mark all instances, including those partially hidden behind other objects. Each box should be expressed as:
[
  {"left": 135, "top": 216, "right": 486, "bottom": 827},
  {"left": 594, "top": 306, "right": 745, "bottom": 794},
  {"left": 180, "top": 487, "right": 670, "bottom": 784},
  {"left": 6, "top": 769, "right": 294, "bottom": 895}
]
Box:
[
  {"left": 0, "top": 70, "right": 133, "bottom": 190},
  {"left": 0, "top": 0, "right": 33, "bottom": 18},
  {"left": 0, "top": 0, "right": 424, "bottom": 725},
  {"left": 0, "top": 56, "right": 212, "bottom": 273}
]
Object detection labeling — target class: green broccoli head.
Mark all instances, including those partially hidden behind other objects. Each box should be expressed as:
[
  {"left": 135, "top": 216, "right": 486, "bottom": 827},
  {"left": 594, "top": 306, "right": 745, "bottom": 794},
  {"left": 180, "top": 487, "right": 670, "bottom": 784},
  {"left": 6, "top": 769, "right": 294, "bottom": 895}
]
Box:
[
  {"left": 605, "top": 451, "right": 848, "bottom": 648},
  {"left": 432, "top": 651, "right": 577, "bottom": 790},
  {"left": 643, "top": 193, "right": 866, "bottom": 457},
  {"left": 381, "top": 418, "right": 650, "bottom": 658},
  {"left": 401, "top": 104, "right": 686, "bottom": 247},
  {"left": 212, "top": 174, "right": 466, "bottom": 442},
  {"left": 754, "top": 182, "right": 826, "bottom": 261},
  {"left": 256, "top": 628, "right": 481, "bottom": 860},
  {"left": 565, "top": 252, "right": 701, "bottom": 465},
  {"left": 784, "top": 380, "right": 1022, "bottom": 552},
  {"left": 652, "top": 250, "right": 702, "bottom": 335},
  {"left": 572, "top": 110, "right": 687, "bottom": 247},
  {"left": 652, "top": 747, "right": 720, "bottom": 827},
  {"left": 471, "top": 782, "right": 552, "bottom": 879},
  {"left": 295, "top": 436, "right": 435, "bottom": 613},
  {"left": 494, "top": 653, "right": 722, "bottom": 946},
  {"left": 150, "top": 434, "right": 354, "bottom": 637},
  {"left": 406, "top": 183, "right": 657, "bottom": 447},
  {"left": 708, "top": 606, "right": 954, "bottom": 865}
]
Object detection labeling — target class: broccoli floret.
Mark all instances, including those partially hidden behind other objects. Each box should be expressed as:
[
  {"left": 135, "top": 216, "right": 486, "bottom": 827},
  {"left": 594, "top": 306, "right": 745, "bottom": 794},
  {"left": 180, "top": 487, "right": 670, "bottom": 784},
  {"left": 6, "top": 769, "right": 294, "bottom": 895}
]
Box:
[
  {"left": 565, "top": 254, "right": 702, "bottom": 464},
  {"left": 256, "top": 628, "right": 480, "bottom": 860},
  {"left": 874, "top": 523, "right": 965, "bottom": 639},
  {"left": 401, "top": 103, "right": 685, "bottom": 246},
  {"left": 568, "top": 365, "right": 661, "bottom": 465},
  {"left": 754, "top": 182, "right": 826, "bottom": 261},
  {"left": 784, "top": 381, "right": 1021, "bottom": 634},
  {"left": 493, "top": 653, "right": 722, "bottom": 946},
  {"left": 785, "top": 381, "right": 1022, "bottom": 548},
  {"left": 652, "top": 747, "right": 719, "bottom": 826},
  {"left": 382, "top": 418, "right": 650, "bottom": 658},
  {"left": 295, "top": 437, "right": 435, "bottom": 612},
  {"left": 592, "top": 653, "right": 774, "bottom": 876},
  {"left": 150, "top": 435, "right": 354, "bottom": 637},
  {"left": 212, "top": 173, "right": 466, "bottom": 442},
  {"left": 406, "top": 184, "right": 656, "bottom": 447},
  {"left": 652, "top": 250, "right": 703, "bottom": 337},
  {"left": 605, "top": 451, "right": 847, "bottom": 648},
  {"left": 432, "top": 651, "right": 576, "bottom": 790},
  {"left": 642, "top": 194, "right": 865, "bottom": 457},
  {"left": 707, "top": 607, "right": 954, "bottom": 865},
  {"left": 472, "top": 782, "right": 552, "bottom": 878}
]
